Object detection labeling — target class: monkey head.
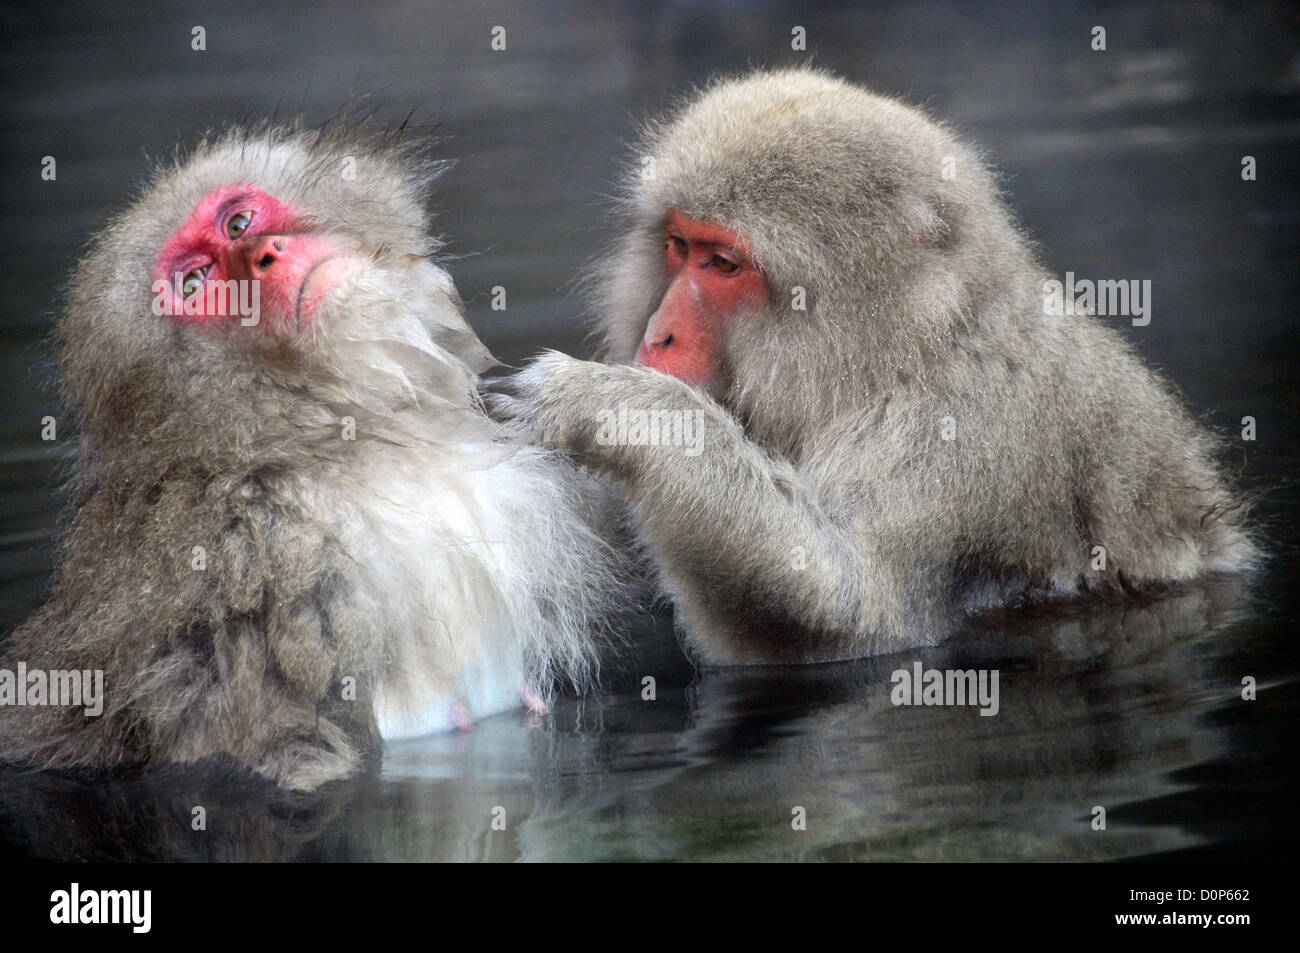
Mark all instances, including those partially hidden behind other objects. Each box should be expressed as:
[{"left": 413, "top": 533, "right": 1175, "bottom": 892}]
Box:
[
  {"left": 59, "top": 120, "right": 490, "bottom": 468},
  {"left": 596, "top": 67, "right": 1028, "bottom": 454}
]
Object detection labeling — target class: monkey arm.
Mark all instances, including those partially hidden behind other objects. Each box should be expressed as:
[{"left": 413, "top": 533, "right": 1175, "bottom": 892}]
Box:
[{"left": 499, "top": 352, "right": 905, "bottom": 662}]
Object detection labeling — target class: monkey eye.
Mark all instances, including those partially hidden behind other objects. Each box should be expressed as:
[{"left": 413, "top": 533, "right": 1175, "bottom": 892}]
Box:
[
  {"left": 667, "top": 236, "right": 688, "bottom": 257},
  {"left": 711, "top": 254, "right": 739, "bottom": 275},
  {"left": 181, "top": 267, "right": 208, "bottom": 298},
  {"left": 225, "top": 211, "right": 252, "bottom": 239}
]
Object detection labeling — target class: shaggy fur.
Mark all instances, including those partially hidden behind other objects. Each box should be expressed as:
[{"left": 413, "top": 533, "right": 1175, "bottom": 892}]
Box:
[
  {"left": 0, "top": 118, "right": 627, "bottom": 789},
  {"left": 495, "top": 67, "right": 1256, "bottom": 664}
]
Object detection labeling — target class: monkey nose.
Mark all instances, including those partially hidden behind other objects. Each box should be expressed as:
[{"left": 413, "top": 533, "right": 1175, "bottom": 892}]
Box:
[
  {"left": 636, "top": 333, "right": 672, "bottom": 367},
  {"left": 241, "top": 235, "right": 288, "bottom": 275}
]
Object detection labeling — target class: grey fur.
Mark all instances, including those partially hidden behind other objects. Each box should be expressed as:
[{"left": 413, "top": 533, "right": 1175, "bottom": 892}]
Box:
[
  {"left": 498, "top": 68, "right": 1257, "bottom": 664},
  {"left": 1, "top": 117, "right": 627, "bottom": 788}
]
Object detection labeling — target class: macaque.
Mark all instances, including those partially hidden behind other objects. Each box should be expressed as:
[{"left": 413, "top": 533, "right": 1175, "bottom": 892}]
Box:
[
  {"left": 0, "top": 119, "right": 626, "bottom": 790},
  {"left": 489, "top": 68, "right": 1257, "bottom": 665}
]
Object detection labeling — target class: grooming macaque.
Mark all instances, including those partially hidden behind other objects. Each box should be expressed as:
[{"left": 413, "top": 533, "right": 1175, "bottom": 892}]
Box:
[
  {"left": 0, "top": 120, "right": 624, "bottom": 790},
  {"left": 491, "top": 68, "right": 1256, "bottom": 664}
]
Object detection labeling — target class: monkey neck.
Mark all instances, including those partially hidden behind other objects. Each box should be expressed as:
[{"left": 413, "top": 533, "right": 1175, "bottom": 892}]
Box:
[{"left": 76, "top": 367, "right": 483, "bottom": 514}]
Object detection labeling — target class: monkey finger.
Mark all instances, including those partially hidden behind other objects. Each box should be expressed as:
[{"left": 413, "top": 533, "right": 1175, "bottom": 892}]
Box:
[
  {"left": 479, "top": 389, "right": 532, "bottom": 427},
  {"left": 478, "top": 373, "right": 532, "bottom": 421},
  {"left": 477, "top": 373, "right": 523, "bottom": 400}
]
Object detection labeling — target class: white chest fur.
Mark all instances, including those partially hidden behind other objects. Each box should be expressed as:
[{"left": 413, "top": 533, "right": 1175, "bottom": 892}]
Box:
[
  {"left": 317, "top": 442, "right": 541, "bottom": 738},
  {"left": 280, "top": 260, "right": 607, "bottom": 738}
]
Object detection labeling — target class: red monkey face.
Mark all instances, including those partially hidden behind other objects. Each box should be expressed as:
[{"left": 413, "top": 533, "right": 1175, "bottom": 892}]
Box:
[
  {"left": 635, "top": 209, "right": 767, "bottom": 389},
  {"left": 152, "top": 183, "right": 364, "bottom": 328}
]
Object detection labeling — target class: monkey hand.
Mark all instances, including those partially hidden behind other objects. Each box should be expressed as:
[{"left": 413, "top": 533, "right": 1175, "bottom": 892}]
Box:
[
  {"left": 478, "top": 373, "right": 531, "bottom": 428},
  {"left": 481, "top": 350, "right": 637, "bottom": 456},
  {"left": 484, "top": 350, "right": 724, "bottom": 474}
]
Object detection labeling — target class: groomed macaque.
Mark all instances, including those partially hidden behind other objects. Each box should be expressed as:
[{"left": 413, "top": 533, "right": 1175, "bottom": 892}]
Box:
[
  {"left": 490, "top": 68, "right": 1257, "bottom": 664},
  {"left": 0, "top": 119, "right": 625, "bottom": 790}
]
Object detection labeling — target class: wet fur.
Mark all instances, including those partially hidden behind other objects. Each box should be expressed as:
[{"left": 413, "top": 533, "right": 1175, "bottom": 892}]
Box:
[
  {"left": 1, "top": 118, "right": 628, "bottom": 789},
  {"left": 500, "top": 68, "right": 1257, "bottom": 663}
]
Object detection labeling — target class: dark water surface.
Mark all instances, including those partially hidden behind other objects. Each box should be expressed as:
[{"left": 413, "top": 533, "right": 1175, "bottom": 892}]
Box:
[{"left": 0, "top": 0, "right": 1296, "bottom": 860}]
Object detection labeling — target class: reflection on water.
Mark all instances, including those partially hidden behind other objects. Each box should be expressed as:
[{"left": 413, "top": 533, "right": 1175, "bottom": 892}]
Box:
[
  {"left": 1, "top": 0, "right": 1297, "bottom": 860},
  {"left": 2, "top": 576, "right": 1289, "bottom": 861}
]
